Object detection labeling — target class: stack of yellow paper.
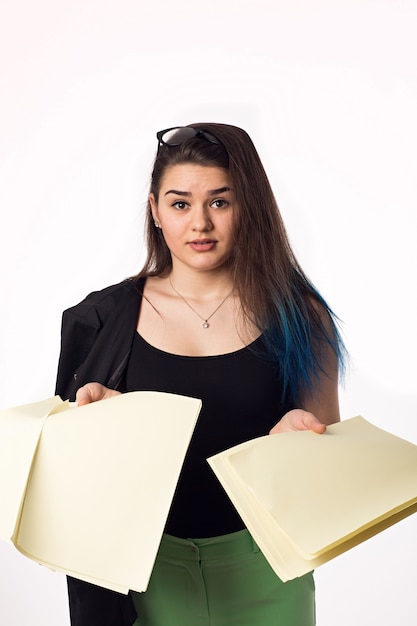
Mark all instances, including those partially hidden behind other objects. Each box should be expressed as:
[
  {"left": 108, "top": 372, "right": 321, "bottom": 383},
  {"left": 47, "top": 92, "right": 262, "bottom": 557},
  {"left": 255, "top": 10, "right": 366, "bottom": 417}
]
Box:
[
  {"left": 0, "top": 392, "right": 201, "bottom": 593},
  {"left": 208, "top": 416, "right": 417, "bottom": 581}
]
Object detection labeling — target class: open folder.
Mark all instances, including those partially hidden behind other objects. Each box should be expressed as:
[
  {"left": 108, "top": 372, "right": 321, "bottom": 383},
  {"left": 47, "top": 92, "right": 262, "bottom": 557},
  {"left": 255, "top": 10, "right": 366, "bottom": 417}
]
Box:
[
  {"left": 0, "top": 392, "right": 201, "bottom": 593},
  {"left": 208, "top": 416, "right": 417, "bottom": 582}
]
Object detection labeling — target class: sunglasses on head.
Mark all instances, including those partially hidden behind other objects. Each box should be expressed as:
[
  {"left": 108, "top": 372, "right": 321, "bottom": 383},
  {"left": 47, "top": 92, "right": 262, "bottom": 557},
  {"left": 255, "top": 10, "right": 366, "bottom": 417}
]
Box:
[{"left": 156, "top": 126, "right": 220, "bottom": 149}]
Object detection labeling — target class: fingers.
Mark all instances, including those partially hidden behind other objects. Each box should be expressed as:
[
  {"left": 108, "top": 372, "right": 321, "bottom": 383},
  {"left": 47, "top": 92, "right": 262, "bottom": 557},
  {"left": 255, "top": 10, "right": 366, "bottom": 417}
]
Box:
[
  {"left": 75, "top": 383, "right": 121, "bottom": 406},
  {"left": 269, "top": 409, "right": 327, "bottom": 435},
  {"left": 303, "top": 412, "right": 327, "bottom": 434}
]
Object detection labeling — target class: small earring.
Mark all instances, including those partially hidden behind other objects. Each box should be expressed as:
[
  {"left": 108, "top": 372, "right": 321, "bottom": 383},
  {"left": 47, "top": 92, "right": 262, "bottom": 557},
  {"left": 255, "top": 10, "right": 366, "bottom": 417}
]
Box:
[{"left": 154, "top": 221, "right": 161, "bottom": 228}]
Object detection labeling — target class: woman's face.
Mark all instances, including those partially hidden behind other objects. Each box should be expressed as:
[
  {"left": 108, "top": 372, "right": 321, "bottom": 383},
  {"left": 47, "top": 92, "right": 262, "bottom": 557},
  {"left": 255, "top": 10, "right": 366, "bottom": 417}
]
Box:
[{"left": 150, "top": 163, "right": 236, "bottom": 274}]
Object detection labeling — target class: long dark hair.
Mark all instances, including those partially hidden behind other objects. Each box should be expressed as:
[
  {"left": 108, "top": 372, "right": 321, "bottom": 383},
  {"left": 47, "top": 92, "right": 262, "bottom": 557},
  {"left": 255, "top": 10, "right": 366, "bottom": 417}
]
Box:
[{"left": 135, "top": 123, "right": 346, "bottom": 405}]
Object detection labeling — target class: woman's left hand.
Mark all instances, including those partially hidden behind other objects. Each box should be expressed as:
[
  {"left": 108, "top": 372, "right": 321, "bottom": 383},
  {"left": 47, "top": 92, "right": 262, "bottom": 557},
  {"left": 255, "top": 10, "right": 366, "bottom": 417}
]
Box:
[{"left": 269, "top": 409, "right": 327, "bottom": 435}]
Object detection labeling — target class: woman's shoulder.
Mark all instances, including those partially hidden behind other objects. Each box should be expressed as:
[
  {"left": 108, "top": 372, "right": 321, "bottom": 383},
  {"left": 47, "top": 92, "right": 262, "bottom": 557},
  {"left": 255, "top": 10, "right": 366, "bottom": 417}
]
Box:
[
  {"left": 81, "top": 277, "right": 144, "bottom": 306},
  {"left": 63, "top": 277, "right": 145, "bottom": 325}
]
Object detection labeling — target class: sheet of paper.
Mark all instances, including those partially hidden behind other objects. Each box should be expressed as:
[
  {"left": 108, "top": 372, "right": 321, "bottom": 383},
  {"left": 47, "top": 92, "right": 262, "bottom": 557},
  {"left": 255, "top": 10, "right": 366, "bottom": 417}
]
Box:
[
  {"left": 0, "top": 396, "right": 64, "bottom": 541},
  {"left": 1, "top": 392, "right": 201, "bottom": 593},
  {"left": 208, "top": 416, "right": 417, "bottom": 580}
]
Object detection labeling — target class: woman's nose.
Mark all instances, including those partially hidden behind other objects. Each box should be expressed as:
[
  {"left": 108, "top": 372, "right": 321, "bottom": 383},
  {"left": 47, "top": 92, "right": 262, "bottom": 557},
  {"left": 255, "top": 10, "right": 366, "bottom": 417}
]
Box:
[{"left": 191, "top": 206, "right": 213, "bottom": 232}]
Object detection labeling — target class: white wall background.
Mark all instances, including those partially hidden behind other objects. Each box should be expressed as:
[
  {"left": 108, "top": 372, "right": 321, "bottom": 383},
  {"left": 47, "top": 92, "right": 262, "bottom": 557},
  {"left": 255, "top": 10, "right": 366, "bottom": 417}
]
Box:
[{"left": 1, "top": 0, "right": 416, "bottom": 624}]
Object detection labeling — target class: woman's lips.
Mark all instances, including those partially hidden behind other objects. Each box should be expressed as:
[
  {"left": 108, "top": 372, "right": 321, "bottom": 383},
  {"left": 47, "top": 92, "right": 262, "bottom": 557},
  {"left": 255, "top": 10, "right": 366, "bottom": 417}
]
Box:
[{"left": 188, "top": 239, "right": 217, "bottom": 252}]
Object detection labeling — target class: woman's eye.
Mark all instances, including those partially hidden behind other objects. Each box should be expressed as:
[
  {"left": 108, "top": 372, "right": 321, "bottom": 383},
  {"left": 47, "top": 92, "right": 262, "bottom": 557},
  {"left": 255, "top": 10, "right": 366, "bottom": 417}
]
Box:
[
  {"left": 211, "top": 199, "right": 229, "bottom": 209},
  {"left": 172, "top": 201, "right": 188, "bottom": 210}
]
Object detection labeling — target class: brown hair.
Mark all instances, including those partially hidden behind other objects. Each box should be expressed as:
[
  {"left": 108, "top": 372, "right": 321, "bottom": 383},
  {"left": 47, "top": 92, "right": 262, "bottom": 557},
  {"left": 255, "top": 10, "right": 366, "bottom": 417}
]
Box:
[
  {"left": 135, "top": 123, "right": 346, "bottom": 401},
  {"left": 136, "top": 122, "right": 301, "bottom": 329}
]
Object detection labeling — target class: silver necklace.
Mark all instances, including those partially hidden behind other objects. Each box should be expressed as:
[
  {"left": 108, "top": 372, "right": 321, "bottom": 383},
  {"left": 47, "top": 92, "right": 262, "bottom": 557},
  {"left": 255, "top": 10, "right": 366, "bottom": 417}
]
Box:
[{"left": 169, "top": 276, "right": 234, "bottom": 329}]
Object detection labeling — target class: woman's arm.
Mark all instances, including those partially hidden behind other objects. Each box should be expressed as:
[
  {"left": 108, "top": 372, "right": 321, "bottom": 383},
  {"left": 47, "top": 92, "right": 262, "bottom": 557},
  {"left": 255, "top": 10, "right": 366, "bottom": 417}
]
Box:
[
  {"left": 269, "top": 378, "right": 339, "bottom": 435},
  {"left": 270, "top": 311, "right": 341, "bottom": 434}
]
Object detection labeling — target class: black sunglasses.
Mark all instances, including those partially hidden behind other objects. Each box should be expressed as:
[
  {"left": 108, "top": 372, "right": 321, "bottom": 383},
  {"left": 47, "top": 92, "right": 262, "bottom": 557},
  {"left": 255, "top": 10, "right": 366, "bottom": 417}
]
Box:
[{"left": 156, "top": 126, "right": 220, "bottom": 149}]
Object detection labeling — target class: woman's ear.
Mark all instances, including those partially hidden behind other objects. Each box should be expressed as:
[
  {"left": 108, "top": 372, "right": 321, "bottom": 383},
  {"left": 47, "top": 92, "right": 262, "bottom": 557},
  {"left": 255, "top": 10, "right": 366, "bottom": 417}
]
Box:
[{"left": 149, "top": 193, "right": 160, "bottom": 228}]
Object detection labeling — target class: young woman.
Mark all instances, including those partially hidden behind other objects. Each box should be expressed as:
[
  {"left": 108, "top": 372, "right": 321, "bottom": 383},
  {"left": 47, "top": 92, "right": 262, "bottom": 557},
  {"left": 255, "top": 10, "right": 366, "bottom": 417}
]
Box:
[{"left": 55, "top": 123, "right": 346, "bottom": 626}]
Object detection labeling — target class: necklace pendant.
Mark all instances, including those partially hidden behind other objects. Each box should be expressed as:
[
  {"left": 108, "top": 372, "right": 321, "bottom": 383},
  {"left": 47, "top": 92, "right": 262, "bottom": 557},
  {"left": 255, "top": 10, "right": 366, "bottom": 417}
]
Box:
[{"left": 168, "top": 276, "right": 233, "bottom": 331}]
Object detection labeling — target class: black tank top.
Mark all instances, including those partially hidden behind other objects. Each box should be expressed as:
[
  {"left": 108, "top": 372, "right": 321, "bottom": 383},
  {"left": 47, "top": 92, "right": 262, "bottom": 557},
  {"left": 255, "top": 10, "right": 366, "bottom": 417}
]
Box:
[{"left": 125, "top": 332, "right": 290, "bottom": 538}]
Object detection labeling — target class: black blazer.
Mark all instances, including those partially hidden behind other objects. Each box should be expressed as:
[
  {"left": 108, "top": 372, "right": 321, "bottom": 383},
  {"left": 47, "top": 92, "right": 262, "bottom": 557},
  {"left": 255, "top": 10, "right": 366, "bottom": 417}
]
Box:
[{"left": 55, "top": 278, "right": 145, "bottom": 626}]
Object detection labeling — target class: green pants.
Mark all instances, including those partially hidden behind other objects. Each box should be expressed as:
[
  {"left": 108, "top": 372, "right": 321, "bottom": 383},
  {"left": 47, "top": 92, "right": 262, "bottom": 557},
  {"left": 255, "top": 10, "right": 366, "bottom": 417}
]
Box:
[{"left": 131, "top": 530, "right": 315, "bottom": 626}]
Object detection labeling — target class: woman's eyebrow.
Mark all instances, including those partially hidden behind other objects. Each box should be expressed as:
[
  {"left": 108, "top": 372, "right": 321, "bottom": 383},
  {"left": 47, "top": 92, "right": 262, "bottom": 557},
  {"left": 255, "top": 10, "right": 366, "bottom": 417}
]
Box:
[
  {"left": 208, "top": 187, "right": 232, "bottom": 195},
  {"left": 164, "top": 186, "right": 232, "bottom": 197},
  {"left": 164, "top": 189, "right": 191, "bottom": 196}
]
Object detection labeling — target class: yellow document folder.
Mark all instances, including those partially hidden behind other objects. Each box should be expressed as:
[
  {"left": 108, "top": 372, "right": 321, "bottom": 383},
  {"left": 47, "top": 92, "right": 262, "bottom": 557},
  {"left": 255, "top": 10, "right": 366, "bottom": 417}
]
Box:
[
  {"left": 208, "top": 416, "right": 417, "bottom": 582},
  {"left": 0, "top": 392, "right": 201, "bottom": 593}
]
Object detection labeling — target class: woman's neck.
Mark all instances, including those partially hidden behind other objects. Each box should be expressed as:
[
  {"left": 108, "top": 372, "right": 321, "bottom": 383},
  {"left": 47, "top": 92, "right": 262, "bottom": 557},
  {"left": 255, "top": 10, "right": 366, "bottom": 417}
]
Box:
[{"left": 168, "top": 266, "right": 234, "bottom": 300}]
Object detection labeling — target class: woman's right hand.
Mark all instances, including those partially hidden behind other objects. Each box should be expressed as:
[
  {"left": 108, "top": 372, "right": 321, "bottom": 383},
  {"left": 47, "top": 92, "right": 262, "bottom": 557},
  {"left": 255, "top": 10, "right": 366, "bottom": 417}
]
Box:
[{"left": 75, "top": 382, "right": 121, "bottom": 406}]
